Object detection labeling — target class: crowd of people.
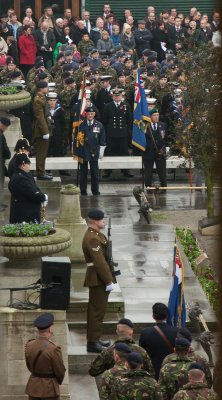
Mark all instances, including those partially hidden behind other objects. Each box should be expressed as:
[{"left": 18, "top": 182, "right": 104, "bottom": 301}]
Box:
[{"left": 0, "top": 4, "right": 220, "bottom": 200}]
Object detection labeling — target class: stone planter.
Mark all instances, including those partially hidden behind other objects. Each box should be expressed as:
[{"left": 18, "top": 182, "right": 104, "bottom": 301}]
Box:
[{"left": 0, "top": 90, "right": 31, "bottom": 110}]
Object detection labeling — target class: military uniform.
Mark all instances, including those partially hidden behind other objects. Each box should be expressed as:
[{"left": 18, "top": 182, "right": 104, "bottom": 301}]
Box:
[
  {"left": 158, "top": 354, "right": 193, "bottom": 400},
  {"left": 59, "top": 86, "right": 78, "bottom": 149},
  {"left": 82, "top": 225, "right": 115, "bottom": 344},
  {"left": 0, "top": 66, "right": 24, "bottom": 84},
  {"left": 99, "top": 363, "right": 127, "bottom": 400},
  {"left": 94, "top": 87, "right": 113, "bottom": 122},
  {"left": 89, "top": 336, "right": 154, "bottom": 377},
  {"left": 172, "top": 382, "right": 217, "bottom": 399},
  {"left": 33, "top": 91, "right": 51, "bottom": 178},
  {"left": 111, "top": 370, "right": 163, "bottom": 399},
  {"left": 98, "top": 65, "right": 117, "bottom": 82}
]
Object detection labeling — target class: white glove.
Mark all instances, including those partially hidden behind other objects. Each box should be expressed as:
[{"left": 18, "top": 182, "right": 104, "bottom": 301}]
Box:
[
  {"left": 43, "top": 134, "right": 50, "bottom": 139},
  {"left": 99, "top": 145, "right": 106, "bottom": 159},
  {"left": 105, "top": 283, "right": 115, "bottom": 292},
  {"left": 42, "top": 194, "right": 48, "bottom": 207}
]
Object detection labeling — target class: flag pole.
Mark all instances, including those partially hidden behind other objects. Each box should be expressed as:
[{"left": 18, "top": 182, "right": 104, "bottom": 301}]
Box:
[{"left": 73, "top": 74, "right": 86, "bottom": 186}]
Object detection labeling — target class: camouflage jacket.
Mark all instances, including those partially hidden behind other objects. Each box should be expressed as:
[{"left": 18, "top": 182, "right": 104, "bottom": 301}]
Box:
[
  {"left": 110, "top": 369, "right": 163, "bottom": 400},
  {"left": 88, "top": 336, "right": 154, "bottom": 377},
  {"left": 99, "top": 363, "right": 126, "bottom": 400},
  {"left": 78, "top": 40, "right": 94, "bottom": 57},
  {"left": 162, "top": 348, "right": 212, "bottom": 388},
  {"left": 158, "top": 354, "right": 193, "bottom": 400},
  {"left": 172, "top": 382, "right": 217, "bottom": 400},
  {"left": 0, "top": 67, "right": 24, "bottom": 84}
]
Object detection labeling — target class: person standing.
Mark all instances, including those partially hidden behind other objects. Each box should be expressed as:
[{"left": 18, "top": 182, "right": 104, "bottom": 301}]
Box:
[
  {"left": 33, "top": 81, "right": 52, "bottom": 180},
  {"left": 25, "top": 313, "right": 66, "bottom": 400},
  {"left": 0, "top": 117, "right": 11, "bottom": 212},
  {"left": 8, "top": 153, "right": 48, "bottom": 223},
  {"left": 82, "top": 209, "right": 116, "bottom": 353},
  {"left": 142, "top": 108, "right": 168, "bottom": 193},
  {"left": 7, "top": 137, "right": 30, "bottom": 178},
  {"left": 73, "top": 106, "right": 106, "bottom": 196},
  {"left": 18, "top": 26, "right": 37, "bottom": 78}
]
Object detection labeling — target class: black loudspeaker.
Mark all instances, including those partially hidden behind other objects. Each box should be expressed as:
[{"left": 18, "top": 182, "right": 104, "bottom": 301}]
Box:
[{"left": 40, "top": 256, "right": 71, "bottom": 310}]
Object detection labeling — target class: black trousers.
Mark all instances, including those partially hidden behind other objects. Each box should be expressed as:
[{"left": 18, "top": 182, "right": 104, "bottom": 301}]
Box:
[
  {"left": 80, "top": 158, "right": 99, "bottom": 194},
  {"left": 143, "top": 157, "right": 167, "bottom": 187},
  {"left": 105, "top": 136, "right": 129, "bottom": 175}
]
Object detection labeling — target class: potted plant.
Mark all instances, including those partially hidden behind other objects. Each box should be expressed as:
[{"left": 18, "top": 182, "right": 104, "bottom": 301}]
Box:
[{"left": 0, "top": 83, "right": 31, "bottom": 110}]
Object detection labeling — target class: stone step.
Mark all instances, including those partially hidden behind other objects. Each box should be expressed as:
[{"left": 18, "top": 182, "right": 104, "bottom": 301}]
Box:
[{"left": 69, "top": 374, "right": 99, "bottom": 400}]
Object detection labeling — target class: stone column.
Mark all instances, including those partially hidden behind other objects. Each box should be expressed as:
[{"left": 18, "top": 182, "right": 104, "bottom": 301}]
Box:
[
  {"left": 0, "top": 112, "right": 22, "bottom": 152},
  {"left": 0, "top": 308, "right": 70, "bottom": 400},
  {"left": 55, "top": 184, "right": 87, "bottom": 261}
]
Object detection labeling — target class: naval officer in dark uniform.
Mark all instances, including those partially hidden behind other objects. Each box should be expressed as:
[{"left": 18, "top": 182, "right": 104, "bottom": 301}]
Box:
[
  {"left": 82, "top": 209, "right": 116, "bottom": 353},
  {"left": 8, "top": 153, "right": 48, "bottom": 223},
  {"left": 73, "top": 106, "right": 106, "bottom": 196},
  {"left": 102, "top": 88, "right": 133, "bottom": 178},
  {"left": 25, "top": 313, "right": 66, "bottom": 400}
]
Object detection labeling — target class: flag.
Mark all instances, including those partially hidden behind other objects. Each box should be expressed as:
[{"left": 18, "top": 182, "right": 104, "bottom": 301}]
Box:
[
  {"left": 168, "top": 243, "right": 186, "bottom": 327},
  {"left": 72, "top": 74, "right": 87, "bottom": 163},
  {"left": 132, "top": 68, "right": 150, "bottom": 151},
  {"left": 72, "top": 74, "right": 87, "bottom": 129}
]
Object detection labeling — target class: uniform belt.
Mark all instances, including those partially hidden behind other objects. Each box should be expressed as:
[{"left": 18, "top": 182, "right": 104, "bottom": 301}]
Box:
[
  {"left": 32, "top": 373, "right": 56, "bottom": 378},
  {"left": 86, "top": 262, "right": 94, "bottom": 267}
]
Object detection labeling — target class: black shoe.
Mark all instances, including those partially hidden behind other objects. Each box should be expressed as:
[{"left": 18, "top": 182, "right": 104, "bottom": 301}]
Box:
[
  {"left": 93, "top": 192, "right": 100, "bottom": 196},
  {"left": 99, "top": 340, "right": 110, "bottom": 347},
  {"left": 37, "top": 174, "right": 53, "bottom": 180},
  {"left": 87, "top": 342, "right": 107, "bottom": 353},
  {"left": 81, "top": 191, "right": 88, "bottom": 196},
  {"left": 123, "top": 173, "right": 134, "bottom": 178},
  {"left": 59, "top": 170, "right": 71, "bottom": 176},
  {"left": 46, "top": 170, "right": 53, "bottom": 176},
  {"left": 103, "top": 173, "right": 111, "bottom": 178}
]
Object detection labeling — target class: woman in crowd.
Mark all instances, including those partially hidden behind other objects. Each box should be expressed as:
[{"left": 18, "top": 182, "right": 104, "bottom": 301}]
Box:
[
  {"left": 18, "top": 25, "right": 37, "bottom": 78},
  {"left": 97, "top": 30, "right": 115, "bottom": 55},
  {"left": 152, "top": 20, "right": 168, "bottom": 62},
  {"left": 120, "top": 23, "right": 136, "bottom": 57}
]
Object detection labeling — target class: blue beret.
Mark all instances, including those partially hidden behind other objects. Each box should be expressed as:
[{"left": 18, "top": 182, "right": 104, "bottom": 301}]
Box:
[
  {"left": 34, "top": 313, "right": 54, "bottom": 329},
  {"left": 0, "top": 117, "right": 11, "bottom": 126},
  {"left": 36, "top": 81, "right": 48, "bottom": 88},
  {"left": 152, "top": 302, "right": 168, "bottom": 318},
  {"left": 127, "top": 352, "right": 143, "bottom": 364},
  {"left": 87, "top": 209, "right": 104, "bottom": 220},
  {"left": 118, "top": 318, "right": 134, "bottom": 328},
  {"left": 175, "top": 337, "right": 190, "bottom": 349},
  {"left": 178, "top": 328, "right": 192, "bottom": 343},
  {"left": 115, "top": 343, "right": 132, "bottom": 353},
  {"left": 188, "top": 363, "right": 204, "bottom": 372},
  {"left": 15, "top": 153, "right": 31, "bottom": 167}
]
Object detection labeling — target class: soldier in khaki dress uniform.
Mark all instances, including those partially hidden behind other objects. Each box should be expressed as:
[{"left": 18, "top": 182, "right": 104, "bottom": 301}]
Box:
[
  {"left": 25, "top": 313, "right": 66, "bottom": 400},
  {"left": 82, "top": 209, "right": 116, "bottom": 353}
]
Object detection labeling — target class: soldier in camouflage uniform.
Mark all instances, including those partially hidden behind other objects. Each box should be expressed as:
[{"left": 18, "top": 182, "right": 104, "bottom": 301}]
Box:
[
  {"left": 162, "top": 328, "right": 212, "bottom": 388},
  {"left": 59, "top": 77, "right": 78, "bottom": 150},
  {"left": 98, "top": 55, "right": 117, "bottom": 83},
  {"left": 99, "top": 342, "right": 132, "bottom": 400},
  {"left": 78, "top": 33, "right": 94, "bottom": 57},
  {"left": 111, "top": 352, "right": 163, "bottom": 400},
  {"left": 151, "top": 74, "right": 171, "bottom": 118},
  {"left": 0, "top": 57, "right": 24, "bottom": 84},
  {"left": 89, "top": 318, "right": 154, "bottom": 377},
  {"left": 158, "top": 338, "right": 193, "bottom": 400},
  {"left": 50, "top": 53, "right": 65, "bottom": 78},
  {"left": 29, "top": 72, "right": 49, "bottom": 99},
  {"left": 172, "top": 363, "right": 217, "bottom": 400}
]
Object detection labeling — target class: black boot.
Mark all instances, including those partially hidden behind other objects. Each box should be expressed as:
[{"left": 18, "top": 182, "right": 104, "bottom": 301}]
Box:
[{"left": 87, "top": 341, "right": 107, "bottom": 353}]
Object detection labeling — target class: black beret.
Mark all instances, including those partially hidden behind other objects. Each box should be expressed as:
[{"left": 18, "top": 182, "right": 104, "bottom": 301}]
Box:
[
  {"left": 188, "top": 363, "right": 204, "bottom": 372},
  {"left": 65, "top": 77, "right": 75, "bottom": 84},
  {"left": 35, "top": 56, "right": 43, "bottom": 63},
  {"left": 178, "top": 328, "right": 192, "bottom": 343},
  {"left": 159, "top": 74, "right": 168, "bottom": 80},
  {"left": 152, "top": 302, "right": 168, "bottom": 319},
  {"left": 118, "top": 71, "right": 125, "bottom": 77},
  {"left": 148, "top": 54, "right": 157, "bottom": 62},
  {"left": 15, "top": 153, "right": 31, "bottom": 167},
  {"left": 14, "top": 138, "right": 30, "bottom": 152},
  {"left": 36, "top": 81, "right": 48, "bottom": 88},
  {"left": 34, "top": 313, "right": 54, "bottom": 329},
  {"left": 57, "top": 53, "right": 65, "bottom": 60},
  {"left": 115, "top": 343, "right": 132, "bottom": 353},
  {"left": 6, "top": 57, "right": 15, "bottom": 65},
  {"left": 61, "top": 71, "right": 71, "bottom": 79},
  {"left": 87, "top": 209, "right": 104, "bottom": 220},
  {"left": 147, "top": 71, "right": 155, "bottom": 77},
  {"left": 175, "top": 337, "right": 190, "bottom": 349},
  {"left": 62, "top": 63, "right": 73, "bottom": 71},
  {"left": 8, "top": 71, "right": 22, "bottom": 78},
  {"left": 85, "top": 106, "right": 95, "bottom": 113},
  {"left": 91, "top": 48, "right": 99, "bottom": 54},
  {"left": 0, "top": 117, "right": 11, "bottom": 126},
  {"left": 38, "top": 72, "right": 48, "bottom": 80},
  {"left": 127, "top": 352, "right": 143, "bottom": 364},
  {"left": 101, "top": 55, "right": 110, "bottom": 60},
  {"left": 118, "top": 318, "right": 134, "bottom": 328},
  {"left": 143, "top": 49, "right": 153, "bottom": 57},
  {"left": 35, "top": 61, "right": 44, "bottom": 69}
]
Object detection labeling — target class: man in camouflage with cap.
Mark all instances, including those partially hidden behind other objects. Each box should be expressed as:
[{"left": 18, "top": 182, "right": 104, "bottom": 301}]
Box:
[
  {"left": 111, "top": 352, "right": 162, "bottom": 399},
  {"left": 158, "top": 337, "right": 194, "bottom": 400},
  {"left": 89, "top": 317, "right": 154, "bottom": 377},
  {"left": 25, "top": 313, "right": 66, "bottom": 400},
  {"left": 172, "top": 363, "right": 217, "bottom": 400}
]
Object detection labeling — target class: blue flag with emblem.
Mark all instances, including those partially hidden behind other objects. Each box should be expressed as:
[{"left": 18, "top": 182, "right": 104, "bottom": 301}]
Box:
[
  {"left": 132, "top": 68, "right": 150, "bottom": 151},
  {"left": 168, "top": 242, "right": 186, "bottom": 328}
]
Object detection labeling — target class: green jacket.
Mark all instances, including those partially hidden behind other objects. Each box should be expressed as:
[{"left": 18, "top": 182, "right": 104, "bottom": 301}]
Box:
[{"left": 172, "top": 381, "right": 217, "bottom": 400}]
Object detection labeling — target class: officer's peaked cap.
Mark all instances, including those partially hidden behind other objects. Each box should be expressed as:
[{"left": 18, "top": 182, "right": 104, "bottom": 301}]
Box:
[
  {"left": 85, "top": 106, "right": 95, "bottom": 113},
  {"left": 0, "top": 117, "right": 11, "bottom": 126},
  {"left": 118, "top": 318, "right": 134, "bottom": 328},
  {"left": 87, "top": 209, "right": 104, "bottom": 220},
  {"left": 127, "top": 352, "right": 143, "bottom": 364},
  {"left": 34, "top": 313, "right": 54, "bottom": 329},
  {"left": 111, "top": 88, "right": 124, "bottom": 95},
  {"left": 101, "top": 75, "right": 112, "bottom": 81},
  {"left": 115, "top": 342, "right": 132, "bottom": 353}
]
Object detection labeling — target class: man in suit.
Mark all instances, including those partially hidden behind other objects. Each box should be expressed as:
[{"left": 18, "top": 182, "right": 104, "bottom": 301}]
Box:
[
  {"left": 197, "top": 18, "right": 213, "bottom": 44},
  {"left": 34, "top": 21, "right": 56, "bottom": 69},
  {"left": 134, "top": 20, "right": 153, "bottom": 58},
  {"left": 25, "top": 313, "right": 66, "bottom": 400},
  {"left": 82, "top": 10, "right": 94, "bottom": 33},
  {"left": 139, "top": 302, "right": 178, "bottom": 379},
  {"left": 82, "top": 208, "right": 116, "bottom": 353},
  {"left": 142, "top": 108, "right": 167, "bottom": 192},
  {"left": 102, "top": 88, "right": 133, "bottom": 178},
  {"left": 168, "top": 16, "right": 187, "bottom": 53}
]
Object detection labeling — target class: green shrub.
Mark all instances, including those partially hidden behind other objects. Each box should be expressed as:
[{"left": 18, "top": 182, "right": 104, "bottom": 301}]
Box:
[{"left": 0, "top": 223, "right": 55, "bottom": 237}]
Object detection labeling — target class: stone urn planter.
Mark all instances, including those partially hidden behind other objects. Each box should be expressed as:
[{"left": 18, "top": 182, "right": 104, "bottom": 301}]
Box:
[
  {"left": 0, "top": 228, "right": 72, "bottom": 306},
  {"left": 0, "top": 89, "right": 31, "bottom": 110}
]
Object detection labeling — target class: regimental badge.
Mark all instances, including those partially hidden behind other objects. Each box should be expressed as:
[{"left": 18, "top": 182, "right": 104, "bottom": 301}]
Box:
[{"left": 92, "top": 246, "right": 100, "bottom": 252}]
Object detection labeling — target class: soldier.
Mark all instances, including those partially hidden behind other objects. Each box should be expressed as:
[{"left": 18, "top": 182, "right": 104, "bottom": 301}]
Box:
[
  {"left": 8, "top": 153, "right": 48, "bottom": 223},
  {"left": 99, "top": 342, "right": 132, "bottom": 400},
  {"left": 172, "top": 363, "right": 217, "bottom": 400},
  {"left": 94, "top": 75, "right": 113, "bottom": 122},
  {"left": 0, "top": 117, "right": 11, "bottom": 212},
  {"left": 162, "top": 327, "right": 212, "bottom": 388},
  {"left": 33, "top": 81, "right": 52, "bottom": 180},
  {"left": 151, "top": 74, "right": 171, "bottom": 118},
  {"left": 82, "top": 208, "right": 116, "bottom": 353},
  {"left": 87, "top": 48, "right": 102, "bottom": 71},
  {"left": 73, "top": 106, "right": 106, "bottom": 195},
  {"left": 89, "top": 317, "right": 154, "bottom": 377},
  {"left": 98, "top": 54, "right": 117, "bottom": 82},
  {"left": 59, "top": 77, "right": 78, "bottom": 151},
  {"left": 158, "top": 338, "right": 193, "bottom": 400},
  {"left": 25, "top": 313, "right": 66, "bottom": 400},
  {"left": 8, "top": 137, "right": 30, "bottom": 178},
  {"left": 111, "top": 352, "right": 162, "bottom": 400},
  {"left": 50, "top": 53, "right": 65, "bottom": 78},
  {"left": 102, "top": 87, "right": 133, "bottom": 178},
  {"left": 78, "top": 32, "right": 94, "bottom": 57},
  {"left": 0, "top": 56, "right": 24, "bottom": 83}
]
